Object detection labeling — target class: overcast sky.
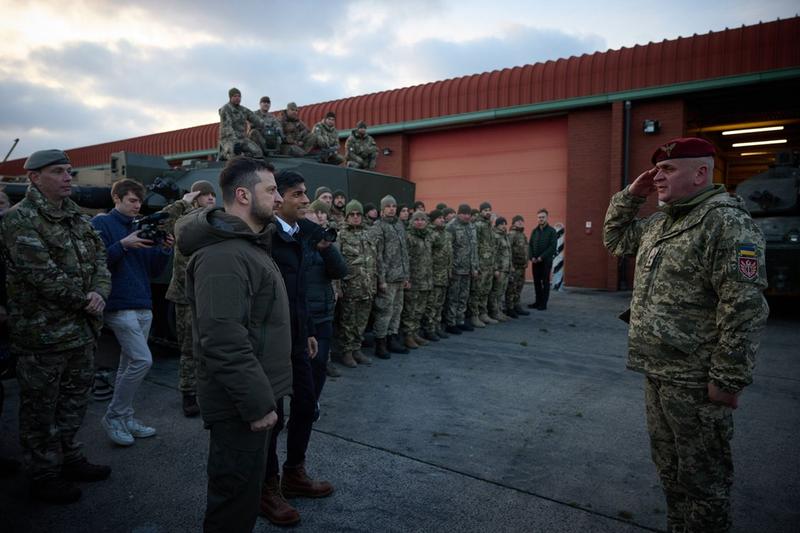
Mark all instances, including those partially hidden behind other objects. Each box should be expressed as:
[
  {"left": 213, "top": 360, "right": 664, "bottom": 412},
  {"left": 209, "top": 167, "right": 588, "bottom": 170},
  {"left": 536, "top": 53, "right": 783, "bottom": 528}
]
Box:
[{"left": 1, "top": 0, "right": 797, "bottom": 159}]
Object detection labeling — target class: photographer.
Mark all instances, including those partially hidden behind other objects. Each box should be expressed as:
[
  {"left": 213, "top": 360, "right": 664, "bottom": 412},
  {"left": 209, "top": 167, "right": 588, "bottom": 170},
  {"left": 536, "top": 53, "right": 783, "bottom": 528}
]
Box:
[
  {"left": 91, "top": 179, "right": 173, "bottom": 447},
  {"left": 303, "top": 200, "right": 347, "bottom": 405}
]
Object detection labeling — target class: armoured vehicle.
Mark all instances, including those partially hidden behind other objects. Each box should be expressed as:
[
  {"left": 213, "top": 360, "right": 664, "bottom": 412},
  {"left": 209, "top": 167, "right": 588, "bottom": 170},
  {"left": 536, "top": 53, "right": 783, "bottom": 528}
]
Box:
[
  {"left": 736, "top": 151, "right": 800, "bottom": 297},
  {"left": 3, "top": 151, "right": 416, "bottom": 341}
]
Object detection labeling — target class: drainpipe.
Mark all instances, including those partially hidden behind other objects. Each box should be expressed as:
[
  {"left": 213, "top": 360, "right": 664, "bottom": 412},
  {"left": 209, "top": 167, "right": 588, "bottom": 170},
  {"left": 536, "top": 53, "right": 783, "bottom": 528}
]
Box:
[{"left": 618, "top": 100, "right": 632, "bottom": 291}]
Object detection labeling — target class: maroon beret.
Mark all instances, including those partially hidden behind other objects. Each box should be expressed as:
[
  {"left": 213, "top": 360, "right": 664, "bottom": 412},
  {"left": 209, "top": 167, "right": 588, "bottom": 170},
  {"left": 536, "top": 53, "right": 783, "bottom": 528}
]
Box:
[{"left": 651, "top": 137, "right": 715, "bottom": 165}]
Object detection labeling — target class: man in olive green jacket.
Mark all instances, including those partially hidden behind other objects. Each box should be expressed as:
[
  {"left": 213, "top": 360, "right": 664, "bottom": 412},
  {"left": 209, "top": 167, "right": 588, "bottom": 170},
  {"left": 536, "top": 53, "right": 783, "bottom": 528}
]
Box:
[{"left": 178, "top": 157, "right": 292, "bottom": 533}]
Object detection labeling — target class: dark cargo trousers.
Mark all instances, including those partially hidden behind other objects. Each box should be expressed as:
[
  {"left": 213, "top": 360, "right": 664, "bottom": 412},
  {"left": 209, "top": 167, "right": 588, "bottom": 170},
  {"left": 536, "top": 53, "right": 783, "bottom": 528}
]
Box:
[
  {"left": 204, "top": 419, "right": 270, "bottom": 533},
  {"left": 532, "top": 260, "right": 552, "bottom": 308},
  {"left": 645, "top": 377, "right": 734, "bottom": 533}
]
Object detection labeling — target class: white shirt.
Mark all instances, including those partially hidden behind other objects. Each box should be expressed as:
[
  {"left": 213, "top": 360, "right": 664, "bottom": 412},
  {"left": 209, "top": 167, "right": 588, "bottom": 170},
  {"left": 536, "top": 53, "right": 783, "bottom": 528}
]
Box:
[{"left": 276, "top": 215, "right": 300, "bottom": 236}]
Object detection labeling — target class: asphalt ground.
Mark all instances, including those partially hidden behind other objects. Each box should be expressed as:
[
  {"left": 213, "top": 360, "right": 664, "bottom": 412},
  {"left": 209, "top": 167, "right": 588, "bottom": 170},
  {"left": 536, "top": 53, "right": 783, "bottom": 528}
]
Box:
[{"left": 1, "top": 287, "right": 798, "bottom": 533}]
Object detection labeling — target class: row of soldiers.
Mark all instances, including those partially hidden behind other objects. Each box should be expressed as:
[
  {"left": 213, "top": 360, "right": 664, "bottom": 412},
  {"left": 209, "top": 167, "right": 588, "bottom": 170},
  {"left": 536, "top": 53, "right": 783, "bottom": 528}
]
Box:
[
  {"left": 218, "top": 88, "right": 378, "bottom": 168},
  {"left": 305, "top": 188, "right": 541, "bottom": 368}
]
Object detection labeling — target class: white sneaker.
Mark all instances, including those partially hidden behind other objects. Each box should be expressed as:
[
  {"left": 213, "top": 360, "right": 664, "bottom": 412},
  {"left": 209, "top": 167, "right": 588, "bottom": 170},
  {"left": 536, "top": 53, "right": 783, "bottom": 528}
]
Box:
[
  {"left": 125, "top": 418, "right": 156, "bottom": 439},
  {"left": 101, "top": 415, "right": 134, "bottom": 446}
]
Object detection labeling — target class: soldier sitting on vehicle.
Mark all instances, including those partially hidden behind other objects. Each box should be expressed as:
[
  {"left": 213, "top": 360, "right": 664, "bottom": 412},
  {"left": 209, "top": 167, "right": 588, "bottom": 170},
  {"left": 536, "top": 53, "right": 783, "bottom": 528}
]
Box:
[
  {"left": 345, "top": 121, "right": 378, "bottom": 170},
  {"left": 218, "top": 87, "right": 266, "bottom": 161},
  {"left": 279, "top": 102, "right": 311, "bottom": 157},
  {"left": 249, "top": 96, "right": 284, "bottom": 156},
  {"left": 309, "top": 111, "right": 345, "bottom": 165}
]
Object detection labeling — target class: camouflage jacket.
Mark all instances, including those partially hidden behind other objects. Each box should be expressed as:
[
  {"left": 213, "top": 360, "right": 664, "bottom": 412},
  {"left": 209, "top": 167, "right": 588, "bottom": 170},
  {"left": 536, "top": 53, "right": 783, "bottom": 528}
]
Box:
[
  {"left": 310, "top": 120, "right": 340, "bottom": 150},
  {"left": 603, "top": 185, "right": 769, "bottom": 392},
  {"left": 255, "top": 110, "right": 284, "bottom": 143},
  {"left": 345, "top": 131, "right": 378, "bottom": 169},
  {"left": 493, "top": 227, "right": 511, "bottom": 272},
  {"left": 219, "top": 102, "right": 264, "bottom": 146},
  {"left": 373, "top": 216, "right": 410, "bottom": 284},
  {"left": 337, "top": 222, "right": 376, "bottom": 300},
  {"left": 407, "top": 227, "right": 433, "bottom": 291},
  {"left": 508, "top": 227, "right": 528, "bottom": 268},
  {"left": 430, "top": 225, "right": 453, "bottom": 287},
  {"left": 0, "top": 186, "right": 111, "bottom": 353},
  {"left": 446, "top": 218, "right": 478, "bottom": 275},
  {"left": 474, "top": 217, "right": 495, "bottom": 270},
  {"left": 279, "top": 111, "right": 311, "bottom": 147},
  {"left": 160, "top": 199, "right": 201, "bottom": 305}
]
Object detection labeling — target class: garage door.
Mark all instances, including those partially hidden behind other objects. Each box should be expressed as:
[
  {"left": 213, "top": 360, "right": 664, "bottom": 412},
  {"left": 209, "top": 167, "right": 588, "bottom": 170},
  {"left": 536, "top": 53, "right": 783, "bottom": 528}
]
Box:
[{"left": 409, "top": 117, "right": 568, "bottom": 277}]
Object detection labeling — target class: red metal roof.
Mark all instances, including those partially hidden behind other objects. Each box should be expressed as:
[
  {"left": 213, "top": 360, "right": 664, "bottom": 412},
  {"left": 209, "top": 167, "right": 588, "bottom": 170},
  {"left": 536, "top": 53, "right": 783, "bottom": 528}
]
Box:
[{"left": 2, "top": 16, "right": 798, "bottom": 176}]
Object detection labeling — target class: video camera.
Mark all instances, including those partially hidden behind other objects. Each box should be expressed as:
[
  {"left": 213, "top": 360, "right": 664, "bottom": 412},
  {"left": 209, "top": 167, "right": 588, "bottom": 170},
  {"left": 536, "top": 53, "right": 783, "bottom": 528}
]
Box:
[{"left": 133, "top": 212, "right": 170, "bottom": 245}]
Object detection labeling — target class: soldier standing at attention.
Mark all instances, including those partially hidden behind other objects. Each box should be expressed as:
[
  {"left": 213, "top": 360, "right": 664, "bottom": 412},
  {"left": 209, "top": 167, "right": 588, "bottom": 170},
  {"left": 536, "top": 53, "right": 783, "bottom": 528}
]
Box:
[
  {"left": 279, "top": 102, "right": 311, "bottom": 157},
  {"left": 218, "top": 87, "right": 266, "bottom": 160},
  {"left": 330, "top": 190, "right": 347, "bottom": 227},
  {"left": 371, "top": 195, "right": 411, "bottom": 357},
  {"left": 528, "top": 208, "right": 557, "bottom": 310},
  {"left": 444, "top": 204, "right": 478, "bottom": 334},
  {"left": 468, "top": 201, "right": 496, "bottom": 327},
  {"left": 249, "top": 96, "right": 284, "bottom": 155},
  {"left": 488, "top": 217, "right": 512, "bottom": 321},
  {"left": 400, "top": 212, "right": 433, "bottom": 349},
  {"left": 505, "top": 215, "right": 530, "bottom": 318},
  {"left": 603, "top": 137, "right": 768, "bottom": 533},
  {"left": 309, "top": 112, "right": 345, "bottom": 165},
  {"left": 345, "top": 121, "right": 378, "bottom": 170},
  {"left": 0, "top": 150, "right": 112, "bottom": 503},
  {"left": 422, "top": 209, "right": 453, "bottom": 341}
]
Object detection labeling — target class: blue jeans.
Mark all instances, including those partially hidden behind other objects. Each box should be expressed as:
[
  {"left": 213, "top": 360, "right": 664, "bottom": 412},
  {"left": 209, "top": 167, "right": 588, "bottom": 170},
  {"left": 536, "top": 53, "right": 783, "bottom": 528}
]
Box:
[{"left": 104, "top": 309, "right": 153, "bottom": 420}]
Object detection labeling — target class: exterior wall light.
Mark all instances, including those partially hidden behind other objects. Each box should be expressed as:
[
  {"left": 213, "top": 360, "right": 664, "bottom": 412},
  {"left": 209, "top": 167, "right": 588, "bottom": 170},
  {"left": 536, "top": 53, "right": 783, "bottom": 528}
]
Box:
[{"left": 643, "top": 120, "right": 660, "bottom": 134}]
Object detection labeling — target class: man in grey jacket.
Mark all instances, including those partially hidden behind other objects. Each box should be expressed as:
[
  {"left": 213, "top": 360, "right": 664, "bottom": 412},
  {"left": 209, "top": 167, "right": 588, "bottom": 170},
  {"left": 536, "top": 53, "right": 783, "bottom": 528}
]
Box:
[{"left": 178, "top": 157, "right": 291, "bottom": 533}]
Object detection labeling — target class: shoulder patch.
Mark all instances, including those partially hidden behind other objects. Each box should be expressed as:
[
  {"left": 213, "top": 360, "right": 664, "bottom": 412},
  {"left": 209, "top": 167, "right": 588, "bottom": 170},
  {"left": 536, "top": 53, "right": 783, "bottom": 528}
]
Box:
[{"left": 737, "top": 243, "right": 758, "bottom": 280}]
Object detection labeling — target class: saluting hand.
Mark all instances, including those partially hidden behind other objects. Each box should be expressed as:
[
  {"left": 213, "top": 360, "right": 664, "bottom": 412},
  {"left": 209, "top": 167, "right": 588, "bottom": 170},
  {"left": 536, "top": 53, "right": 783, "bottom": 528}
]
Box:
[{"left": 628, "top": 167, "right": 659, "bottom": 197}]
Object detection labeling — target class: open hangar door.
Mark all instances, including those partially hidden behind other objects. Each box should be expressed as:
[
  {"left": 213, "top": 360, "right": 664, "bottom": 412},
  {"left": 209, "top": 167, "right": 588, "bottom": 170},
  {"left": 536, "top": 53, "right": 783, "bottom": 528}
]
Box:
[
  {"left": 686, "top": 79, "right": 800, "bottom": 296},
  {"left": 408, "top": 117, "right": 568, "bottom": 279}
]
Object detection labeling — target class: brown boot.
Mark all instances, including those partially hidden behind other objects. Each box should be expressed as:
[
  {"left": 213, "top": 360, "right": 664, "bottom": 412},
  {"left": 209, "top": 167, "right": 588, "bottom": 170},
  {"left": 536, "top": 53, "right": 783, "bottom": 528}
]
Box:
[
  {"left": 260, "top": 476, "right": 301, "bottom": 526},
  {"left": 480, "top": 313, "right": 498, "bottom": 324},
  {"left": 404, "top": 334, "right": 420, "bottom": 349},
  {"left": 281, "top": 463, "right": 334, "bottom": 499},
  {"left": 413, "top": 333, "right": 429, "bottom": 346},
  {"left": 374, "top": 337, "right": 391, "bottom": 359},
  {"left": 336, "top": 351, "right": 357, "bottom": 368},
  {"left": 470, "top": 316, "right": 486, "bottom": 328},
  {"left": 352, "top": 350, "right": 372, "bottom": 365}
]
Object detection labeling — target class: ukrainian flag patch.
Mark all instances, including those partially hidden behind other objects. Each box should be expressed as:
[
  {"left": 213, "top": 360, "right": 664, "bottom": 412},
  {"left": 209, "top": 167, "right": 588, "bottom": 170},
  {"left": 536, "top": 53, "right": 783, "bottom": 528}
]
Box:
[
  {"left": 737, "top": 243, "right": 758, "bottom": 279},
  {"left": 737, "top": 243, "right": 757, "bottom": 257}
]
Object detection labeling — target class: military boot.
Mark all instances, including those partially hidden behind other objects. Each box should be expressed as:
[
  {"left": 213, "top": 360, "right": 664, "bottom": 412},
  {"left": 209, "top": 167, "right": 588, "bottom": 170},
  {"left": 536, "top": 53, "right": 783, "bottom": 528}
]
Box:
[
  {"left": 31, "top": 477, "right": 82, "bottom": 504},
  {"left": 388, "top": 335, "right": 410, "bottom": 354},
  {"left": 325, "top": 363, "right": 342, "bottom": 377},
  {"left": 506, "top": 308, "right": 519, "bottom": 318},
  {"left": 422, "top": 329, "right": 440, "bottom": 342},
  {"left": 514, "top": 306, "right": 530, "bottom": 316},
  {"left": 61, "top": 458, "right": 111, "bottom": 482},
  {"left": 470, "top": 316, "right": 486, "bottom": 328},
  {"left": 445, "top": 324, "right": 462, "bottom": 335},
  {"left": 480, "top": 313, "right": 498, "bottom": 325},
  {"left": 281, "top": 463, "right": 334, "bottom": 499},
  {"left": 352, "top": 350, "right": 372, "bottom": 366},
  {"left": 374, "top": 338, "right": 391, "bottom": 359},
  {"left": 260, "top": 476, "right": 301, "bottom": 526},
  {"left": 336, "top": 351, "right": 357, "bottom": 368},
  {"left": 436, "top": 326, "right": 450, "bottom": 339},
  {"left": 404, "top": 334, "right": 420, "bottom": 349},
  {"left": 413, "top": 333, "right": 430, "bottom": 346},
  {"left": 492, "top": 313, "right": 508, "bottom": 322}
]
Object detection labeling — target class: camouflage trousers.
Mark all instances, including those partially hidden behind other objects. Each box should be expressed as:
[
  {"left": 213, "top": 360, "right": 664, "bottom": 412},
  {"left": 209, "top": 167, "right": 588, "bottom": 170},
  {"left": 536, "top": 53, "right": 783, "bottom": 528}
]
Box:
[
  {"left": 220, "top": 139, "right": 263, "bottom": 160},
  {"left": 444, "top": 274, "right": 471, "bottom": 326},
  {"left": 645, "top": 377, "right": 734, "bottom": 533},
  {"left": 488, "top": 272, "right": 509, "bottom": 316},
  {"left": 400, "top": 289, "right": 430, "bottom": 336},
  {"left": 468, "top": 269, "right": 494, "bottom": 317},
  {"left": 175, "top": 303, "right": 196, "bottom": 394},
  {"left": 248, "top": 129, "right": 280, "bottom": 155},
  {"left": 506, "top": 265, "right": 526, "bottom": 311},
  {"left": 333, "top": 296, "right": 372, "bottom": 353},
  {"left": 373, "top": 282, "right": 405, "bottom": 338},
  {"left": 346, "top": 154, "right": 377, "bottom": 170},
  {"left": 16, "top": 343, "right": 94, "bottom": 480},
  {"left": 422, "top": 285, "right": 448, "bottom": 332}
]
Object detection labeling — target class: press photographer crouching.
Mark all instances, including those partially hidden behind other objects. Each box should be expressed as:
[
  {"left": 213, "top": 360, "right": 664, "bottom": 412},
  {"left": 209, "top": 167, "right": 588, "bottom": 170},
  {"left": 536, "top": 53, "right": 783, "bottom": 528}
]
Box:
[{"left": 91, "top": 179, "right": 174, "bottom": 447}]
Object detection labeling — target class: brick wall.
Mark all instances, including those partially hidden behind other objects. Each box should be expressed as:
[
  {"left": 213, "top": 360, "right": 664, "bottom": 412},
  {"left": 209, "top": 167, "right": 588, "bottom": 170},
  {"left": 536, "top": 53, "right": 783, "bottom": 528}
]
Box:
[{"left": 372, "top": 133, "right": 409, "bottom": 178}]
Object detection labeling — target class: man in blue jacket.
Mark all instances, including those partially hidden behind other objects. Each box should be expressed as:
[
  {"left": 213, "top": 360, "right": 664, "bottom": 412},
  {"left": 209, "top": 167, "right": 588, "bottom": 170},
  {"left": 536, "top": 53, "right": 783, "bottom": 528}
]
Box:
[{"left": 91, "top": 179, "right": 173, "bottom": 446}]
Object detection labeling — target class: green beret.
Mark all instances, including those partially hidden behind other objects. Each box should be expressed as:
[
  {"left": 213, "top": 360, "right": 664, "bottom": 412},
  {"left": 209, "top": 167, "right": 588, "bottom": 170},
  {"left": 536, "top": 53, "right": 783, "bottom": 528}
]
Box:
[
  {"left": 314, "top": 186, "right": 332, "bottom": 199},
  {"left": 512, "top": 215, "right": 524, "bottom": 224},
  {"left": 479, "top": 201, "right": 492, "bottom": 211},
  {"left": 457, "top": 204, "right": 471, "bottom": 215},
  {"left": 380, "top": 195, "right": 397, "bottom": 209},
  {"left": 346, "top": 199, "right": 364, "bottom": 216},
  {"left": 24, "top": 149, "right": 70, "bottom": 171},
  {"left": 191, "top": 180, "right": 215, "bottom": 196},
  {"left": 229, "top": 87, "right": 241, "bottom": 97}
]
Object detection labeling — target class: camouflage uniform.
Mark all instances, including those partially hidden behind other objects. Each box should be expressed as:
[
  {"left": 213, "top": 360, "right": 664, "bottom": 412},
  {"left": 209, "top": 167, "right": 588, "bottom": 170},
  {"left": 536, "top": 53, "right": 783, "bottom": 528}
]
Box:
[
  {"left": 506, "top": 226, "right": 528, "bottom": 311},
  {"left": 279, "top": 111, "right": 311, "bottom": 156},
  {"left": 218, "top": 102, "right": 265, "bottom": 159},
  {"left": 488, "top": 227, "right": 511, "bottom": 317},
  {"left": 372, "top": 216, "right": 410, "bottom": 339},
  {"left": 423, "top": 223, "right": 453, "bottom": 334},
  {"left": 333, "top": 220, "right": 377, "bottom": 353},
  {"left": 309, "top": 120, "right": 344, "bottom": 165},
  {"left": 444, "top": 217, "right": 478, "bottom": 326},
  {"left": 468, "top": 216, "right": 495, "bottom": 318},
  {"left": 400, "top": 227, "right": 433, "bottom": 337},
  {"left": 249, "top": 109, "right": 284, "bottom": 154},
  {"left": 604, "top": 184, "right": 769, "bottom": 533},
  {"left": 0, "top": 185, "right": 111, "bottom": 480},
  {"left": 345, "top": 130, "right": 378, "bottom": 169}
]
